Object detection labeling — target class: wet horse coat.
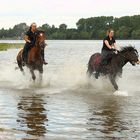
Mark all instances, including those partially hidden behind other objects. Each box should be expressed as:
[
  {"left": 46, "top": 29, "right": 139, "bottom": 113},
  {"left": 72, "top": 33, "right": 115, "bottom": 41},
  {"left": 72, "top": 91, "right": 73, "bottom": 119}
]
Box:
[
  {"left": 87, "top": 46, "right": 139, "bottom": 90},
  {"left": 17, "top": 31, "right": 46, "bottom": 81}
]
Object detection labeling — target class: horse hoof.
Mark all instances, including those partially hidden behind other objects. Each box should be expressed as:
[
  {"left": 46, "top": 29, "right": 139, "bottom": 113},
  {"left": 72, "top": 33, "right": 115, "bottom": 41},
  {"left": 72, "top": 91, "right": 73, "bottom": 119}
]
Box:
[
  {"left": 32, "top": 77, "right": 36, "bottom": 81},
  {"left": 115, "top": 87, "right": 118, "bottom": 90}
]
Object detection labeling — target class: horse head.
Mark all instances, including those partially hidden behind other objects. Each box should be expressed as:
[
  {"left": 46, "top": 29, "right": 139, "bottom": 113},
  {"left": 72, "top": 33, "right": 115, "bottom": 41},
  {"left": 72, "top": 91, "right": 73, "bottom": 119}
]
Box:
[
  {"left": 35, "top": 31, "right": 46, "bottom": 46},
  {"left": 120, "top": 46, "right": 139, "bottom": 66}
]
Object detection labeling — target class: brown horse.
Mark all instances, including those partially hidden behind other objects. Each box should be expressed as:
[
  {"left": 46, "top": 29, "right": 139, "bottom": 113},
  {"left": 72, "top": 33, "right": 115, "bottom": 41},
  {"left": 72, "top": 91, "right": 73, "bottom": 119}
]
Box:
[
  {"left": 17, "top": 31, "right": 46, "bottom": 81},
  {"left": 87, "top": 46, "right": 139, "bottom": 90}
]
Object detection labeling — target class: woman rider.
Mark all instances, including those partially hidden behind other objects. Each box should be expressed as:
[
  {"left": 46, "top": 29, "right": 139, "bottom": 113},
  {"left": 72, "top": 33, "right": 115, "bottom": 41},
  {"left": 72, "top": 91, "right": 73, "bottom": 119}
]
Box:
[
  {"left": 95, "top": 29, "right": 117, "bottom": 79},
  {"left": 22, "top": 22, "right": 47, "bottom": 65}
]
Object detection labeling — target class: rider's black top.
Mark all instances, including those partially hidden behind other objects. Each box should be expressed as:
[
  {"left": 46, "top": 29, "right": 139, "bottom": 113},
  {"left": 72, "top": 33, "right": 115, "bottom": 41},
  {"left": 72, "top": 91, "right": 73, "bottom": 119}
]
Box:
[
  {"left": 102, "top": 36, "right": 116, "bottom": 51},
  {"left": 25, "top": 30, "right": 38, "bottom": 44}
]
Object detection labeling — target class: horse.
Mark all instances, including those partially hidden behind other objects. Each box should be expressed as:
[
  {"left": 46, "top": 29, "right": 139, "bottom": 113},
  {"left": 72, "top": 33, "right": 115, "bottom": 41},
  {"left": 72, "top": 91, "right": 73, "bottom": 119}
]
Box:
[
  {"left": 17, "top": 31, "right": 46, "bottom": 81},
  {"left": 87, "top": 46, "right": 139, "bottom": 90}
]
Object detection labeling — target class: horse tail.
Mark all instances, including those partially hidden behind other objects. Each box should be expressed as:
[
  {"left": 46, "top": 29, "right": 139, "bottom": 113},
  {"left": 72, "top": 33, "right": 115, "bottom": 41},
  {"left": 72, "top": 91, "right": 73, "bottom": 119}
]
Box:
[{"left": 17, "top": 49, "right": 24, "bottom": 72}]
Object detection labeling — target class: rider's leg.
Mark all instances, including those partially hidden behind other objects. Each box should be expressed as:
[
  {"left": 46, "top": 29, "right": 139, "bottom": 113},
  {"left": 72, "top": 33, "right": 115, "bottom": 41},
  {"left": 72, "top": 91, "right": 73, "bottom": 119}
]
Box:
[
  {"left": 105, "top": 51, "right": 115, "bottom": 64},
  {"left": 22, "top": 43, "right": 28, "bottom": 62},
  {"left": 41, "top": 43, "right": 48, "bottom": 65},
  {"left": 22, "top": 43, "right": 32, "bottom": 63}
]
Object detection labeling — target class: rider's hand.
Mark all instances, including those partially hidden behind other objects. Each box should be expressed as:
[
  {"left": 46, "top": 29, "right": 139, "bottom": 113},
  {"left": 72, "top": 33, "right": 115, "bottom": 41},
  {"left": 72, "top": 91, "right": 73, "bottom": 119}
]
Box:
[
  {"left": 111, "top": 48, "right": 116, "bottom": 51},
  {"left": 30, "top": 41, "right": 34, "bottom": 45}
]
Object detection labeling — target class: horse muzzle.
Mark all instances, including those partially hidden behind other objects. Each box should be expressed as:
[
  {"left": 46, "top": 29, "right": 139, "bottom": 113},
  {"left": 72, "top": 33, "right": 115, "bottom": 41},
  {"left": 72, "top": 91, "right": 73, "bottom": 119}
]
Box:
[
  {"left": 131, "top": 62, "right": 136, "bottom": 66},
  {"left": 136, "top": 60, "right": 140, "bottom": 64},
  {"left": 130, "top": 61, "right": 137, "bottom": 66},
  {"left": 131, "top": 59, "right": 140, "bottom": 66}
]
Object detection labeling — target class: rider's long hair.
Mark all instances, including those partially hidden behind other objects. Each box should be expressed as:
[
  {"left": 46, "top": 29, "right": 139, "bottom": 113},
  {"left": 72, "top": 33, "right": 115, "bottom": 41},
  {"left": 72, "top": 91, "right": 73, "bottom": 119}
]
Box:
[
  {"left": 29, "top": 22, "right": 37, "bottom": 31},
  {"left": 107, "top": 29, "right": 114, "bottom": 35}
]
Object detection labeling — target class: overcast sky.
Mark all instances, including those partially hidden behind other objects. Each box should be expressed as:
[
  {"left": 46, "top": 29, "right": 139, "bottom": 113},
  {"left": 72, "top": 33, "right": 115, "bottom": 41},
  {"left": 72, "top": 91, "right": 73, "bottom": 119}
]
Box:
[{"left": 0, "top": 0, "right": 140, "bottom": 29}]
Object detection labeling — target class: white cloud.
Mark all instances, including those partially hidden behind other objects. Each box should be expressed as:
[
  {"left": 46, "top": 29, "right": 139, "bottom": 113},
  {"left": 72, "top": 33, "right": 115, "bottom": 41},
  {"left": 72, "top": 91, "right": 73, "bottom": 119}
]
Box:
[{"left": 0, "top": 0, "right": 140, "bottom": 29}]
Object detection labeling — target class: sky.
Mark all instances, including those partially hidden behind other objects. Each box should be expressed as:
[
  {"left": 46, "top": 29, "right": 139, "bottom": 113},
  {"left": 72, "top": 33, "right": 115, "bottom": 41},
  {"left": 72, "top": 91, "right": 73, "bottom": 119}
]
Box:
[{"left": 0, "top": 0, "right": 140, "bottom": 29}]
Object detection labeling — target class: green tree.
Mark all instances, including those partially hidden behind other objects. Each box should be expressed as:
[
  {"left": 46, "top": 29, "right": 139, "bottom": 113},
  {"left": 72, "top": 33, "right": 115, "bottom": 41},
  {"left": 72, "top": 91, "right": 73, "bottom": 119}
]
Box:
[
  {"left": 116, "top": 26, "right": 132, "bottom": 39},
  {"left": 59, "top": 24, "right": 67, "bottom": 30},
  {"left": 131, "top": 30, "right": 140, "bottom": 39},
  {"left": 0, "top": 15, "right": 140, "bottom": 39}
]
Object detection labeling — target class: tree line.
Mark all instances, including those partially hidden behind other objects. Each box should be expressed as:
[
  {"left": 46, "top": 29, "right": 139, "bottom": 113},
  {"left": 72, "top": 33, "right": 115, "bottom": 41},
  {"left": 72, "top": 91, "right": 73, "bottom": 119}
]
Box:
[{"left": 0, "top": 15, "right": 140, "bottom": 40}]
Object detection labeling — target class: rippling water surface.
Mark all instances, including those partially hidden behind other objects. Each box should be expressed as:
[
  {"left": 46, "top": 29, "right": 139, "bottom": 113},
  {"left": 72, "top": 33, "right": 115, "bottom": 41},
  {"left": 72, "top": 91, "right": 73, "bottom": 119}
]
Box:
[{"left": 0, "top": 40, "right": 140, "bottom": 140}]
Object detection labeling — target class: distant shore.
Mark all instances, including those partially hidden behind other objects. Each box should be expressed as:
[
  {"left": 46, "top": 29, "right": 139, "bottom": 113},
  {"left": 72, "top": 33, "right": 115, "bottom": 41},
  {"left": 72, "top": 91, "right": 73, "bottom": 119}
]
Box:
[
  {"left": 0, "top": 43, "right": 23, "bottom": 51},
  {"left": 0, "top": 39, "right": 140, "bottom": 51}
]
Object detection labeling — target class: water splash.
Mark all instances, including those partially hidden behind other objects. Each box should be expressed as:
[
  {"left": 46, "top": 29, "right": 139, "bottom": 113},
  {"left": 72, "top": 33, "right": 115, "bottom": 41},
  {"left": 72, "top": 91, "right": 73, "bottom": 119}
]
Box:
[
  {"left": 113, "top": 90, "right": 128, "bottom": 96},
  {"left": 0, "top": 48, "right": 140, "bottom": 95}
]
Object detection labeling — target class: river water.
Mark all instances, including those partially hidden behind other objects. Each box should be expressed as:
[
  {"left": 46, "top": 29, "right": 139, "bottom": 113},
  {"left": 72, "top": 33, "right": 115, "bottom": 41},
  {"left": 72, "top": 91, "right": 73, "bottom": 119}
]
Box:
[{"left": 0, "top": 40, "right": 140, "bottom": 140}]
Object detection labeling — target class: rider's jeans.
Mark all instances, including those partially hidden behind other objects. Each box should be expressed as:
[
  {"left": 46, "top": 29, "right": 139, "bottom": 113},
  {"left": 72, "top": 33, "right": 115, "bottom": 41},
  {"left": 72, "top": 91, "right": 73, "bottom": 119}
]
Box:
[
  {"left": 101, "top": 50, "right": 114, "bottom": 65},
  {"left": 22, "top": 42, "right": 33, "bottom": 60}
]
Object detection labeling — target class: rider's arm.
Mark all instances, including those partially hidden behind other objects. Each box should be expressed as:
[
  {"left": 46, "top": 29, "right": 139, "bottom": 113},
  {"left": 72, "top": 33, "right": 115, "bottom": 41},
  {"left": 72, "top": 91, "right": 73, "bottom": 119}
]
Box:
[
  {"left": 104, "top": 40, "right": 112, "bottom": 49},
  {"left": 24, "top": 35, "right": 31, "bottom": 43}
]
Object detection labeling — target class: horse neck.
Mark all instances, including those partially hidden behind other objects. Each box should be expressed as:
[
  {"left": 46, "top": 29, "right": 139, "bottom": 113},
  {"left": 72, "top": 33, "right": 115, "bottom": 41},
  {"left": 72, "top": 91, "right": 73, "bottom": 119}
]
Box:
[
  {"left": 117, "top": 52, "right": 129, "bottom": 67},
  {"left": 34, "top": 41, "right": 41, "bottom": 51},
  {"left": 30, "top": 41, "right": 41, "bottom": 61}
]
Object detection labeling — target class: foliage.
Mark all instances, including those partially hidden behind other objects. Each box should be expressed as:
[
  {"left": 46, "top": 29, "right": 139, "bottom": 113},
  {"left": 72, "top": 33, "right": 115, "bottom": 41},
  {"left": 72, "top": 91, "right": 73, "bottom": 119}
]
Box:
[{"left": 0, "top": 15, "right": 140, "bottom": 40}]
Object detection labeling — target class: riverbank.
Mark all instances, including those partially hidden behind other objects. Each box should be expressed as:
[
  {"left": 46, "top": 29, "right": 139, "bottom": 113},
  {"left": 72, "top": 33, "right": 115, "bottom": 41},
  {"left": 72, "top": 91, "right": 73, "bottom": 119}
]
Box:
[{"left": 0, "top": 43, "right": 23, "bottom": 51}]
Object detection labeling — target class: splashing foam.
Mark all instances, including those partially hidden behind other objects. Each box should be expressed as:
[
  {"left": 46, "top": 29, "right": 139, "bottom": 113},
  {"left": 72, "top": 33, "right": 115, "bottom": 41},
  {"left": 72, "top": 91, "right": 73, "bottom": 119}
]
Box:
[
  {"left": 0, "top": 57, "right": 139, "bottom": 95},
  {"left": 113, "top": 90, "right": 128, "bottom": 96},
  {"left": 0, "top": 58, "right": 89, "bottom": 92},
  {"left": 43, "top": 59, "right": 88, "bottom": 89},
  {"left": 0, "top": 57, "right": 112, "bottom": 94}
]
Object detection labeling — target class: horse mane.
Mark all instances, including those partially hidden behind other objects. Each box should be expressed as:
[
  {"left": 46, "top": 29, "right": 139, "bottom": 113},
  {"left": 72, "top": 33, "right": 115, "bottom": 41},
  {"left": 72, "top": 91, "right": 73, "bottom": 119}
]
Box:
[{"left": 120, "top": 45, "right": 138, "bottom": 53}]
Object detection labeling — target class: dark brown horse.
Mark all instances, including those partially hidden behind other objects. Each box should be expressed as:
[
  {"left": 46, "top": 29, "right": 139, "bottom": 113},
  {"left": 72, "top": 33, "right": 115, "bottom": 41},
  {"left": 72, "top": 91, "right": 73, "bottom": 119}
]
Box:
[
  {"left": 87, "top": 46, "right": 139, "bottom": 90},
  {"left": 17, "top": 31, "right": 46, "bottom": 81}
]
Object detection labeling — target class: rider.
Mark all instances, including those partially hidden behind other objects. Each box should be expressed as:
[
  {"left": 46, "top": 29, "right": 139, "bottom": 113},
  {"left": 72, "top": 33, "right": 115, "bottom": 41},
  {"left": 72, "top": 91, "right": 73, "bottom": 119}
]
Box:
[
  {"left": 95, "top": 29, "right": 117, "bottom": 79},
  {"left": 22, "top": 22, "right": 47, "bottom": 65}
]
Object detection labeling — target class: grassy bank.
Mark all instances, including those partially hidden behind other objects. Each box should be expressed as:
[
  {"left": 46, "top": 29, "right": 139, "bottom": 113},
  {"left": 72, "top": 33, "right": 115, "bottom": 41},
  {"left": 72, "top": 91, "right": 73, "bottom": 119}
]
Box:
[{"left": 0, "top": 43, "right": 23, "bottom": 51}]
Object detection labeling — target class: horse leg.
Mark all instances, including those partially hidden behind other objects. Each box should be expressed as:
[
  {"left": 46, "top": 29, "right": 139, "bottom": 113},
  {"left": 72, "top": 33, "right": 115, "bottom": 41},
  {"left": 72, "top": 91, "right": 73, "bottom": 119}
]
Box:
[
  {"left": 17, "top": 59, "right": 25, "bottom": 75},
  {"left": 17, "top": 60, "right": 23, "bottom": 71},
  {"left": 118, "top": 69, "right": 122, "bottom": 78},
  {"left": 39, "top": 67, "right": 43, "bottom": 82},
  {"left": 17, "top": 50, "right": 25, "bottom": 75},
  {"left": 109, "top": 75, "right": 118, "bottom": 90},
  {"left": 30, "top": 69, "right": 36, "bottom": 81}
]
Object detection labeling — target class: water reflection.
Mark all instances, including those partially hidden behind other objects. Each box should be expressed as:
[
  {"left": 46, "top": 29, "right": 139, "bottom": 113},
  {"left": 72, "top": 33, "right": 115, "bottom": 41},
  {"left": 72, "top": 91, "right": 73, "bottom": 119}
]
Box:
[
  {"left": 17, "top": 94, "right": 48, "bottom": 137},
  {"left": 88, "top": 97, "right": 128, "bottom": 139}
]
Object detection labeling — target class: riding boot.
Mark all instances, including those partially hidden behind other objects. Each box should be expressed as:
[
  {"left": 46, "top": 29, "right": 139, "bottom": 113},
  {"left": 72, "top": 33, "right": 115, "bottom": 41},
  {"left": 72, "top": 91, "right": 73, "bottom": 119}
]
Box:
[
  {"left": 22, "top": 44, "right": 28, "bottom": 64},
  {"left": 22, "top": 43, "right": 32, "bottom": 64},
  {"left": 41, "top": 47, "right": 48, "bottom": 65}
]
